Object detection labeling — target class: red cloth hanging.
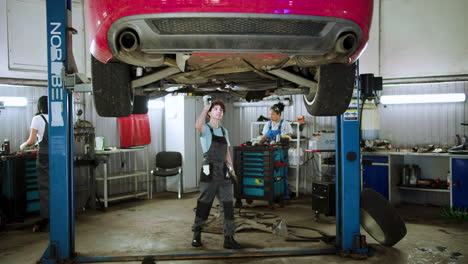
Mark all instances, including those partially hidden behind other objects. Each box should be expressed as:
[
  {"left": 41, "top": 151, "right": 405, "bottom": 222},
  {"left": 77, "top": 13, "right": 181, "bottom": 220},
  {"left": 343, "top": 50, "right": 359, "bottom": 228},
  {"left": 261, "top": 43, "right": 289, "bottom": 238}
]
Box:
[{"left": 117, "top": 114, "right": 151, "bottom": 148}]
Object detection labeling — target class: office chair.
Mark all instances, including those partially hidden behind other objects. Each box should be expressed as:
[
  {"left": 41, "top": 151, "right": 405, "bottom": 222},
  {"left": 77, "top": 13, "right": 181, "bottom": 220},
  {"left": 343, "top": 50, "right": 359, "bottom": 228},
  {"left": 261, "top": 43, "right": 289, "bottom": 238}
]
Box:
[{"left": 151, "top": 151, "right": 183, "bottom": 199}]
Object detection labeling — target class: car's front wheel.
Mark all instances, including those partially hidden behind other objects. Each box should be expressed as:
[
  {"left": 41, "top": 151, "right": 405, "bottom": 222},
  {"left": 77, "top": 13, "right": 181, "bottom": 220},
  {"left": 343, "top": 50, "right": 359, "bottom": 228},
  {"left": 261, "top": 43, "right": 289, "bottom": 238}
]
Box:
[
  {"left": 91, "top": 56, "right": 133, "bottom": 117},
  {"left": 303, "top": 63, "right": 356, "bottom": 116}
]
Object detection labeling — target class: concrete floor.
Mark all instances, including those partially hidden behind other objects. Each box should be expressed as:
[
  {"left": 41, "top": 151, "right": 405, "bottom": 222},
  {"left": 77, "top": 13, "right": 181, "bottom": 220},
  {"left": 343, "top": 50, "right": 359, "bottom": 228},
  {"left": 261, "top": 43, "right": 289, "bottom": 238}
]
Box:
[{"left": 0, "top": 192, "right": 467, "bottom": 264}]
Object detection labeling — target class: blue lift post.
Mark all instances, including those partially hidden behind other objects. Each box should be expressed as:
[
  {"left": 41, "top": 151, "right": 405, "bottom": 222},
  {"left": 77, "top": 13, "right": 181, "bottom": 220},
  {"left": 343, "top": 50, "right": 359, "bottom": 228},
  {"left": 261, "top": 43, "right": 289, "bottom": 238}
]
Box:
[
  {"left": 41, "top": 0, "right": 75, "bottom": 263},
  {"left": 335, "top": 62, "right": 368, "bottom": 256}
]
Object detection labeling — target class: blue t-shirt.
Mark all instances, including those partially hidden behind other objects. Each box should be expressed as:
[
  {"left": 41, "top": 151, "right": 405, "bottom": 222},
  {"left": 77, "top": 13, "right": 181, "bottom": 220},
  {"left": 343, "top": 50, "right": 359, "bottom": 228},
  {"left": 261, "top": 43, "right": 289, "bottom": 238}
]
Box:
[{"left": 200, "top": 124, "right": 230, "bottom": 153}]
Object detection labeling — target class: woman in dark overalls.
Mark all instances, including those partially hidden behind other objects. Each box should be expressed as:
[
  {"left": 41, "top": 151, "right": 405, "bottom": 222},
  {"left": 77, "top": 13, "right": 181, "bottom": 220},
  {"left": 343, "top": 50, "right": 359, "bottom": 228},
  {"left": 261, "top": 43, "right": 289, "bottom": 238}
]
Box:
[
  {"left": 20, "top": 96, "right": 49, "bottom": 232},
  {"left": 191, "top": 96, "right": 241, "bottom": 249}
]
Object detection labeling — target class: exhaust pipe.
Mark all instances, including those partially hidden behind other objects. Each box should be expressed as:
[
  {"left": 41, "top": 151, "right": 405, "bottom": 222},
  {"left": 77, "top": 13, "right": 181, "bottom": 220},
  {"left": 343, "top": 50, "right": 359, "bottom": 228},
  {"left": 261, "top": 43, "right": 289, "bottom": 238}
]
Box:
[
  {"left": 118, "top": 30, "right": 139, "bottom": 52},
  {"left": 335, "top": 33, "right": 356, "bottom": 54}
]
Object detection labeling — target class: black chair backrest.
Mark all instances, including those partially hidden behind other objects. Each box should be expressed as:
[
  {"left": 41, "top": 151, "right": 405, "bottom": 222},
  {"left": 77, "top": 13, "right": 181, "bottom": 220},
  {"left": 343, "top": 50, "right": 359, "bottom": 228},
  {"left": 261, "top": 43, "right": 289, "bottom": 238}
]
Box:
[{"left": 155, "top": 151, "right": 182, "bottom": 169}]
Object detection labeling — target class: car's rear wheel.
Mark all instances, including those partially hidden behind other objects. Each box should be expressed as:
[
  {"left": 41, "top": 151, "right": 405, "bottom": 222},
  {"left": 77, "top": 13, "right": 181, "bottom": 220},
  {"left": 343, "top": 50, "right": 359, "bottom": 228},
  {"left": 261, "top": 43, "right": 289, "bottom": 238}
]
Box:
[
  {"left": 132, "top": 95, "right": 149, "bottom": 115},
  {"left": 303, "top": 63, "right": 356, "bottom": 116},
  {"left": 91, "top": 56, "right": 133, "bottom": 117}
]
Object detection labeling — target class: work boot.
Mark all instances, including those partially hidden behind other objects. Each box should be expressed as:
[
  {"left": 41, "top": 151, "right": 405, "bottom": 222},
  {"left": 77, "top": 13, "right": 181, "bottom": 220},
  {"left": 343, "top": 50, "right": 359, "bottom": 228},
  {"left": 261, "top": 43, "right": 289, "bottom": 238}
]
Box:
[
  {"left": 223, "top": 236, "right": 242, "bottom": 249},
  {"left": 191, "top": 228, "right": 202, "bottom": 247}
]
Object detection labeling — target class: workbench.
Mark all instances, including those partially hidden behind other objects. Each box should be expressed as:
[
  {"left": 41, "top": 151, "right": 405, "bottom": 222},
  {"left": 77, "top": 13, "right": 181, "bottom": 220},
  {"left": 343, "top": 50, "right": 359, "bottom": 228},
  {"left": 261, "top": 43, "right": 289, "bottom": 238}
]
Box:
[{"left": 361, "top": 150, "right": 468, "bottom": 207}]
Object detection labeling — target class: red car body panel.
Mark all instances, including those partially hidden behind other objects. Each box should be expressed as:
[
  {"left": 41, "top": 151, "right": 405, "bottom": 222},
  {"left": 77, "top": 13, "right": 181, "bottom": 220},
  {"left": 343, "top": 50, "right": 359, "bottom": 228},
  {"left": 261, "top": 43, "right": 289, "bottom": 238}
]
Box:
[{"left": 84, "top": 0, "right": 373, "bottom": 63}]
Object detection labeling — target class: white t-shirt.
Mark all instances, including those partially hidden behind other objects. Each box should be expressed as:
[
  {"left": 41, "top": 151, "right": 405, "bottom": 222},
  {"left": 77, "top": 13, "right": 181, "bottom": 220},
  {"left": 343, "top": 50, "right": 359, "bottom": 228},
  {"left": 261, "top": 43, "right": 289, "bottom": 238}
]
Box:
[
  {"left": 262, "top": 120, "right": 293, "bottom": 136},
  {"left": 30, "top": 114, "right": 48, "bottom": 143}
]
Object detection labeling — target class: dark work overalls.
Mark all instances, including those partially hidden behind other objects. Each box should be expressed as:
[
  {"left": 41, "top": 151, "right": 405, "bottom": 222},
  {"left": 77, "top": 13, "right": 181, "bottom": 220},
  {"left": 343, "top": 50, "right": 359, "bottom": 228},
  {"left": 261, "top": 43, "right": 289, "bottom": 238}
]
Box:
[
  {"left": 192, "top": 124, "right": 235, "bottom": 236},
  {"left": 37, "top": 115, "right": 49, "bottom": 219}
]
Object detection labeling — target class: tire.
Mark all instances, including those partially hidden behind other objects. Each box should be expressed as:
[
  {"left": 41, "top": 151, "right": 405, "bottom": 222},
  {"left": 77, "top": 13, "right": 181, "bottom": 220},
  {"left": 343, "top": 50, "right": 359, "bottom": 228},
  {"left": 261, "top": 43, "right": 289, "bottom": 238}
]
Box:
[
  {"left": 133, "top": 96, "right": 149, "bottom": 114},
  {"left": 360, "top": 188, "right": 407, "bottom": 247},
  {"left": 303, "top": 63, "right": 356, "bottom": 116},
  {"left": 91, "top": 56, "right": 133, "bottom": 117}
]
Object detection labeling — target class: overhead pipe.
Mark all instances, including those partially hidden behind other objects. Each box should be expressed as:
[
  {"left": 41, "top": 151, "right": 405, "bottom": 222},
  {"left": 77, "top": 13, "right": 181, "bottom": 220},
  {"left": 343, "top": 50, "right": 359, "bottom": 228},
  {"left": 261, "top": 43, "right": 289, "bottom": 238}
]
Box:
[
  {"left": 131, "top": 67, "right": 182, "bottom": 88},
  {"left": 268, "top": 69, "right": 317, "bottom": 92}
]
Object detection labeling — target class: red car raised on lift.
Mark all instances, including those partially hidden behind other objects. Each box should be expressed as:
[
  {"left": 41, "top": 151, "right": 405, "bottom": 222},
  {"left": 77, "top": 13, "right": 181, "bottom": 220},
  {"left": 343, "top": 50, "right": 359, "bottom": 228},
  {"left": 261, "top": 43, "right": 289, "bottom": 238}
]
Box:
[{"left": 84, "top": 0, "right": 373, "bottom": 117}]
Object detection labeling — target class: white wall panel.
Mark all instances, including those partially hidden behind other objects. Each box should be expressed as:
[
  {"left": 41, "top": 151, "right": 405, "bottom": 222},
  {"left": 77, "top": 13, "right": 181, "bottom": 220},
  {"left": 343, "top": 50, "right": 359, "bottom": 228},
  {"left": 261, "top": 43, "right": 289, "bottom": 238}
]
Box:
[
  {"left": 6, "top": 0, "right": 47, "bottom": 72},
  {"left": 380, "top": 0, "right": 468, "bottom": 78},
  {"left": 0, "top": 85, "right": 94, "bottom": 208},
  {"left": 0, "top": 0, "right": 86, "bottom": 79},
  {"left": 379, "top": 81, "right": 468, "bottom": 148},
  {"left": 229, "top": 95, "right": 336, "bottom": 146},
  {"left": 358, "top": 0, "right": 380, "bottom": 76},
  {"left": 84, "top": 94, "right": 166, "bottom": 193},
  {"left": 0, "top": 84, "right": 47, "bottom": 150}
]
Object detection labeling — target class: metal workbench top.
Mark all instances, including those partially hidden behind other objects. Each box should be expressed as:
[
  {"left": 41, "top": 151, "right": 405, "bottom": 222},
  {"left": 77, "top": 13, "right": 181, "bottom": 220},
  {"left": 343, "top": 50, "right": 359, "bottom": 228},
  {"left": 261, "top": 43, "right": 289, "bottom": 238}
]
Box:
[{"left": 362, "top": 150, "right": 468, "bottom": 158}]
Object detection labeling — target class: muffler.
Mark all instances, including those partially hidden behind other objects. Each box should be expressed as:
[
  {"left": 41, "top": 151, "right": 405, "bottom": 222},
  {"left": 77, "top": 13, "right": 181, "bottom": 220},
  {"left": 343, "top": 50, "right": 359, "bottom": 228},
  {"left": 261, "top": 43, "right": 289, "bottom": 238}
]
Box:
[
  {"left": 118, "top": 30, "right": 139, "bottom": 52},
  {"left": 335, "top": 33, "right": 357, "bottom": 54}
]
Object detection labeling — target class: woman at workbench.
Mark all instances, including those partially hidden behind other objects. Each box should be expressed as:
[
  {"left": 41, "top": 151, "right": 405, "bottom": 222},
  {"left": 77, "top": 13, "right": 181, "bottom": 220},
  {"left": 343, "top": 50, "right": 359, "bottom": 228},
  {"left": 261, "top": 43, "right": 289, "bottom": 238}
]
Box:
[
  {"left": 191, "top": 95, "right": 241, "bottom": 249},
  {"left": 20, "top": 96, "right": 49, "bottom": 232},
  {"left": 258, "top": 102, "right": 293, "bottom": 144}
]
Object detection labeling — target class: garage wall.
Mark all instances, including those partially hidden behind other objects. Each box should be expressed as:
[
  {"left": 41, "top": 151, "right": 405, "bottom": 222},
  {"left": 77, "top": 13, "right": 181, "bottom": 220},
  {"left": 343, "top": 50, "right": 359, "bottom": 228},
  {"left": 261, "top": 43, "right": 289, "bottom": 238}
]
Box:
[
  {"left": 229, "top": 94, "right": 335, "bottom": 147},
  {"left": 83, "top": 94, "right": 167, "bottom": 194},
  {"left": 380, "top": 0, "right": 468, "bottom": 79},
  {"left": 0, "top": 0, "right": 87, "bottom": 80},
  {"left": 231, "top": 81, "right": 468, "bottom": 148},
  {"left": 0, "top": 88, "right": 167, "bottom": 203},
  {"left": 0, "top": 85, "right": 47, "bottom": 150},
  {"left": 230, "top": 80, "right": 468, "bottom": 194},
  {"left": 379, "top": 81, "right": 468, "bottom": 148},
  {"left": 358, "top": 0, "right": 380, "bottom": 76},
  {"left": 0, "top": 85, "right": 91, "bottom": 208},
  {"left": 229, "top": 95, "right": 335, "bottom": 195}
]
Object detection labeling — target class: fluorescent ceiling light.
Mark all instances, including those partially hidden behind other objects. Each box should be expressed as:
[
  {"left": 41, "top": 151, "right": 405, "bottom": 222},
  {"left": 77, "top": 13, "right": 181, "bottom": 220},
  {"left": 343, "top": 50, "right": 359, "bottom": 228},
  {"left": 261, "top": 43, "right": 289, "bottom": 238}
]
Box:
[
  {"left": 0, "top": 96, "right": 28, "bottom": 107},
  {"left": 380, "top": 93, "right": 466, "bottom": 105},
  {"left": 148, "top": 100, "right": 165, "bottom": 109}
]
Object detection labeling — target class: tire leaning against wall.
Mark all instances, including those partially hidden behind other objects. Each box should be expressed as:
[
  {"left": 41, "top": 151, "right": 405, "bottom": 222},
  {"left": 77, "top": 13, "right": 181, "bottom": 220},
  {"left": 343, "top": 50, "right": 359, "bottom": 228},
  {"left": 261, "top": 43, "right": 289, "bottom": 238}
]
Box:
[{"left": 360, "top": 188, "right": 407, "bottom": 247}]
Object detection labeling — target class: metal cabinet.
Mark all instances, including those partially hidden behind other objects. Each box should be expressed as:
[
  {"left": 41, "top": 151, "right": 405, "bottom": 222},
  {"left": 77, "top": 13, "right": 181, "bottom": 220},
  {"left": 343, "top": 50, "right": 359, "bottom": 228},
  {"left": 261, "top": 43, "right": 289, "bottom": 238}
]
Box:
[
  {"left": 233, "top": 146, "right": 286, "bottom": 207},
  {"left": 452, "top": 158, "right": 468, "bottom": 208},
  {"left": 1, "top": 154, "right": 39, "bottom": 221},
  {"left": 312, "top": 181, "right": 335, "bottom": 219},
  {"left": 362, "top": 155, "right": 389, "bottom": 200}
]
